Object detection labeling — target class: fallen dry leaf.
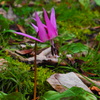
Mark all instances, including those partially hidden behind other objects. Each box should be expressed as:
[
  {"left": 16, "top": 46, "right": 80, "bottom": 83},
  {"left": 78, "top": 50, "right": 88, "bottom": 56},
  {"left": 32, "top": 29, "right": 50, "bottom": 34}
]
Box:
[
  {"left": 47, "top": 73, "right": 67, "bottom": 93},
  {"left": 89, "top": 26, "right": 100, "bottom": 32},
  {"left": 0, "top": 8, "right": 7, "bottom": 17},
  {"left": 17, "top": 24, "right": 26, "bottom": 33},
  {"left": 90, "top": 86, "right": 100, "bottom": 95},
  {"left": 82, "top": 72, "right": 97, "bottom": 77},
  {"left": 47, "top": 72, "right": 92, "bottom": 93},
  {"left": 15, "top": 49, "right": 33, "bottom": 55},
  {"left": 0, "top": 58, "right": 7, "bottom": 66},
  {"left": 66, "top": 54, "right": 75, "bottom": 65},
  {"left": 0, "top": 58, "right": 8, "bottom": 71},
  {"left": 7, "top": 6, "right": 17, "bottom": 21},
  {"left": 0, "top": 1, "right": 6, "bottom": 5},
  {"left": 76, "top": 73, "right": 100, "bottom": 87}
]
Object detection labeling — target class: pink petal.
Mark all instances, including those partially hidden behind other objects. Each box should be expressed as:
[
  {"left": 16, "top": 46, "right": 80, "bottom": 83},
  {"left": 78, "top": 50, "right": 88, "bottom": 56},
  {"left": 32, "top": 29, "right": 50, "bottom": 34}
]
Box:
[
  {"left": 43, "top": 8, "right": 58, "bottom": 39},
  {"left": 14, "top": 32, "right": 43, "bottom": 42},
  {"left": 32, "top": 17, "right": 47, "bottom": 29},
  {"left": 32, "top": 18, "right": 36, "bottom": 21},
  {"left": 43, "top": 24, "right": 47, "bottom": 28},
  {"left": 31, "top": 23, "right": 39, "bottom": 32},
  {"left": 50, "top": 8, "right": 57, "bottom": 30},
  {"left": 35, "top": 12, "right": 49, "bottom": 42}
]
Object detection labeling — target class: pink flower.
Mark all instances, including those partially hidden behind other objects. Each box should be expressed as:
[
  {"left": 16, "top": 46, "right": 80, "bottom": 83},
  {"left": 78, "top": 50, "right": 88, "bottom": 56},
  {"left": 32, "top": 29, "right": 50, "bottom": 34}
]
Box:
[{"left": 14, "top": 8, "right": 58, "bottom": 43}]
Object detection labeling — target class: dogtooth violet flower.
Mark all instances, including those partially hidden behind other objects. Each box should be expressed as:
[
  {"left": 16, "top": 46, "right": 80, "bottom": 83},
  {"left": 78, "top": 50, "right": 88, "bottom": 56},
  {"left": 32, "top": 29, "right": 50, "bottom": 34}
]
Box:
[{"left": 14, "top": 8, "right": 58, "bottom": 43}]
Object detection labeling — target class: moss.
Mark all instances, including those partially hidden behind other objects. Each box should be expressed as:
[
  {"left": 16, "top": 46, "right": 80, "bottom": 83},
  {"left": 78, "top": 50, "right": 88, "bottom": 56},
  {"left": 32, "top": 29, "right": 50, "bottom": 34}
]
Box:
[{"left": 37, "top": 67, "right": 55, "bottom": 96}]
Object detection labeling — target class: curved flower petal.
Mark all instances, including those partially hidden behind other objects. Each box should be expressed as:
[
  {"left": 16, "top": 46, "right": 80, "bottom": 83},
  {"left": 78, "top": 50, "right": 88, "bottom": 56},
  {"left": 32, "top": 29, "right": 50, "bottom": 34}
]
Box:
[
  {"left": 14, "top": 32, "right": 43, "bottom": 42},
  {"left": 43, "top": 8, "right": 58, "bottom": 39},
  {"left": 32, "top": 18, "right": 47, "bottom": 29},
  {"left": 35, "top": 12, "right": 49, "bottom": 42},
  {"left": 50, "top": 8, "right": 57, "bottom": 30},
  {"left": 31, "top": 23, "right": 39, "bottom": 32},
  {"left": 32, "top": 18, "right": 36, "bottom": 21}
]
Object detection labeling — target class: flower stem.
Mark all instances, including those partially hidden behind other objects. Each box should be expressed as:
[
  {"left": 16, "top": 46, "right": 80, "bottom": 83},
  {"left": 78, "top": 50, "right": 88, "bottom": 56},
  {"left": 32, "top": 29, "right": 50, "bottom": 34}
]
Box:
[
  {"left": 33, "top": 41, "right": 37, "bottom": 100},
  {"left": 50, "top": 39, "right": 58, "bottom": 56}
]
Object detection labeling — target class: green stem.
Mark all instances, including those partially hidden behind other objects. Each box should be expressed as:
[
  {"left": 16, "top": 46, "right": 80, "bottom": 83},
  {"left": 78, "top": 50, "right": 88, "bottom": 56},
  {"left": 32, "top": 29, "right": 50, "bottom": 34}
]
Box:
[{"left": 33, "top": 41, "right": 37, "bottom": 100}]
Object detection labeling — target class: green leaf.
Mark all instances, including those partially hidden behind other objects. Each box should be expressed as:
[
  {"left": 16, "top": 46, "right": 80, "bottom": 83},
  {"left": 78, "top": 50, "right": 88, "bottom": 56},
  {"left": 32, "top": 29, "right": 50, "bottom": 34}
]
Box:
[
  {"left": 42, "top": 87, "right": 97, "bottom": 100},
  {"left": 94, "top": 0, "right": 100, "bottom": 6},
  {"left": 4, "top": 92, "right": 25, "bottom": 100},
  {"left": 68, "top": 43, "right": 88, "bottom": 53},
  {"left": 0, "top": 92, "right": 7, "bottom": 98},
  {"left": 0, "top": 92, "right": 26, "bottom": 100},
  {"left": 0, "top": 15, "right": 10, "bottom": 32},
  {"left": 42, "top": 90, "right": 75, "bottom": 100},
  {"left": 60, "top": 43, "right": 88, "bottom": 54},
  {"left": 78, "top": 0, "right": 90, "bottom": 9},
  {"left": 2, "top": 30, "right": 16, "bottom": 34}
]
